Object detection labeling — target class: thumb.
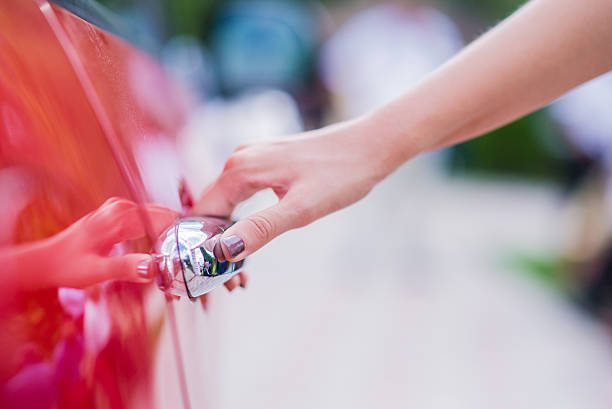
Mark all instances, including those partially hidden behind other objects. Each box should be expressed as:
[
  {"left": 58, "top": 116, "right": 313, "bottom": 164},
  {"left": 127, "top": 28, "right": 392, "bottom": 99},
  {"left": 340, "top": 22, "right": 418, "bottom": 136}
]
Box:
[
  {"left": 50, "top": 254, "right": 155, "bottom": 289},
  {"left": 89, "top": 253, "right": 157, "bottom": 286},
  {"left": 218, "top": 199, "right": 303, "bottom": 261}
]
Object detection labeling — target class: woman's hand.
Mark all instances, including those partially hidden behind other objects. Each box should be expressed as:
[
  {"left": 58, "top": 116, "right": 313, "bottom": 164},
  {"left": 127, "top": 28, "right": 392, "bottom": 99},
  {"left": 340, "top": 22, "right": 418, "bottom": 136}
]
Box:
[
  {"left": 194, "top": 117, "right": 394, "bottom": 262},
  {"left": 0, "top": 197, "right": 179, "bottom": 293},
  {"left": 193, "top": 0, "right": 612, "bottom": 263}
]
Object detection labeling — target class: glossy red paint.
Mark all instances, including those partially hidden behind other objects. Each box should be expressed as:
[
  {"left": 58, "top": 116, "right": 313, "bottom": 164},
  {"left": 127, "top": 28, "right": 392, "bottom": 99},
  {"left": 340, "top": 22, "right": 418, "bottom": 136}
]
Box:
[{"left": 0, "top": 1, "right": 207, "bottom": 408}]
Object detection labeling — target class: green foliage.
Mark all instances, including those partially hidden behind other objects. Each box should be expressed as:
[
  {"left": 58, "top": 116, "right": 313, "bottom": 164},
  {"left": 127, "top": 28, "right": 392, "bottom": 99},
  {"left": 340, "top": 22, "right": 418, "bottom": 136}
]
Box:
[
  {"left": 93, "top": 0, "right": 566, "bottom": 182},
  {"left": 505, "top": 252, "right": 571, "bottom": 292},
  {"left": 436, "top": 0, "right": 527, "bottom": 21},
  {"left": 447, "top": 110, "right": 568, "bottom": 182},
  {"left": 162, "top": 0, "right": 220, "bottom": 39}
]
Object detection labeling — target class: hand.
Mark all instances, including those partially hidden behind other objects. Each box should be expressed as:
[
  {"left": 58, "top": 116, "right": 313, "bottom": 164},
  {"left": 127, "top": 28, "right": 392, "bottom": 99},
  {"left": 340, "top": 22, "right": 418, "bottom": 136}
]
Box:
[
  {"left": 0, "top": 197, "right": 179, "bottom": 292},
  {"left": 194, "top": 117, "right": 391, "bottom": 261}
]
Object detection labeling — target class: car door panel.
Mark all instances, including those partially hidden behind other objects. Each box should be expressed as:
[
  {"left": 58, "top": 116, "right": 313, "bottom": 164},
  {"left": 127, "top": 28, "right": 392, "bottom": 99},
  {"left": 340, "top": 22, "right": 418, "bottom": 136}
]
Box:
[{"left": 0, "top": 1, "right": 205, "bottom": 408}]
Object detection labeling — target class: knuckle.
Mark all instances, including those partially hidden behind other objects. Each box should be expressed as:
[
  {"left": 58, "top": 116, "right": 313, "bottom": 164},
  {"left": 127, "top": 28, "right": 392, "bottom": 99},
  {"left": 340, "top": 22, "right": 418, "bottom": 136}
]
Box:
[
  {"left": 242, "top": 173, "right": 261, "bottom": 190},
  {"left": 224, "top": 152, "right": 247, "bottom": 171},
  {"left": 223, "top": 156, "right": 237, "bottom": 171},
  {"left": 105, "top": 198, "right": 135, "bottom": 215},
  {"left": 96, "top": 224, "right": 123, "bottom": 247},
  {"left": 92, "top": 199, "right": 136, "bottom": 234},
  {"left": 246, "top": 214, "right": 275, "bottom": 242},
  {"left": 234, "top": 142, "right": 252, "bottom": 152},
  {"left": 225, "top": 164, "right": 258, "bottom": 190},
  {"left": 102, "top": 196, "right": 121, "bottom": 207}
]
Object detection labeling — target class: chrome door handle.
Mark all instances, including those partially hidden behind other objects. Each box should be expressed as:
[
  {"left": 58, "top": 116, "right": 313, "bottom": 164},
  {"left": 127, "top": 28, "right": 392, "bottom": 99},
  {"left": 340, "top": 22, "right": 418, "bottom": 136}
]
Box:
[{"left": 154, "top": 216, "right": 244, "bottom": 299}]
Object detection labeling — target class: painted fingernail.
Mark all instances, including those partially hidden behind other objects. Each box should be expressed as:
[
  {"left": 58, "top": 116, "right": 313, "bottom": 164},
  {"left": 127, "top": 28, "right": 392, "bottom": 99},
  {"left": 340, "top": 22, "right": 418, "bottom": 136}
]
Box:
[
  {"left": 225, "top": 278, "right": 238, "bottom": 291},
  {"left": 137, "top": 257, "right": 154, "bottom": 279},
  {"left": 239, "top": 272, "right": 248, "bottom": 288},
  {"left": 221, "top": 235, "right": 244, "bottom": 259},
  {"left": 213, "top": 237, "right": 226, "bottom": 262}
]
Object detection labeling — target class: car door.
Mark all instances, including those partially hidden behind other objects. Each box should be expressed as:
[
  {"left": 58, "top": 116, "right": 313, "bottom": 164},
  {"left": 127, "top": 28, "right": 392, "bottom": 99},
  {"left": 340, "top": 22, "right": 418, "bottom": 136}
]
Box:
[{"left": 0, "top": 1, "right": 212, "bottom": 408}]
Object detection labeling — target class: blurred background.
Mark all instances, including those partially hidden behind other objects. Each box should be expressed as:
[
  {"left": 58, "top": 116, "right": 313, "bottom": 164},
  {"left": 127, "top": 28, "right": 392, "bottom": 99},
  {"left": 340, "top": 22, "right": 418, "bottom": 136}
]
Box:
[{"left": 86, "top": 0, "right": 612, "bottom": 407}]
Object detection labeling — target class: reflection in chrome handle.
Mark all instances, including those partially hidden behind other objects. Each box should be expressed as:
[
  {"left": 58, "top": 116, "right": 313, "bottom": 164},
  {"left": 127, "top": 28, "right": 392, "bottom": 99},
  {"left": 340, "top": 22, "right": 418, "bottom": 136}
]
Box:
[{"left": 154, "top": 216, "right": 245, "bottom": 299}]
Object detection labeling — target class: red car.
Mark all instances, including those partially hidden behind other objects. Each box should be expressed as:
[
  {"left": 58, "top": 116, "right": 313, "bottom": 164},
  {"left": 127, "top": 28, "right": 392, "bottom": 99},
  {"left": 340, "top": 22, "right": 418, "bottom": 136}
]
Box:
[{"left": 0, "top": 1, "right": 230, "bottom": 407}]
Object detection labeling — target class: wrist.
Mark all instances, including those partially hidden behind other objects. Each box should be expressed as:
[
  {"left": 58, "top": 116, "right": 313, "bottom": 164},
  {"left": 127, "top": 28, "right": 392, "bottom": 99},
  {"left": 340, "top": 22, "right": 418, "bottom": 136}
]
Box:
[
  {"left": 357, "top": 108, "right": 425, "bottom": 178},
  {"left": 323, "top": 116, "right": 394, "bottom": 184},
  {"left": 2, "top": 239, "right": 56, "bottom": 292}
]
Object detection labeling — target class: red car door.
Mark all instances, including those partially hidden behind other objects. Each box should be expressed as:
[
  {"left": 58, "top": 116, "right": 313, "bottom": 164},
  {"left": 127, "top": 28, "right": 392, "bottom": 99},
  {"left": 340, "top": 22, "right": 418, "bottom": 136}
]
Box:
[{"left": 0, "top": 1, "right": 212, "bottom": 408}]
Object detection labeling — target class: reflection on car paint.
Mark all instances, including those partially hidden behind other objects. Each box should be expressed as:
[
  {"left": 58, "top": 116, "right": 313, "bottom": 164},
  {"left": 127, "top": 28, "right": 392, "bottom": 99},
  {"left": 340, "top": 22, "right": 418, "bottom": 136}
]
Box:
[{"left": 0, "top": 1, "right": 201, "bottom": 408}]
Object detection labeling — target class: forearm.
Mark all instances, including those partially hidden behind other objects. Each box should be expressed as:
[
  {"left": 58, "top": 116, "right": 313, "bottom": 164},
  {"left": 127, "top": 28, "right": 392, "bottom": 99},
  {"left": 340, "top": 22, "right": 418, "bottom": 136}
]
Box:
[
  {"left": 0, "top": 241, "right": 51, "bottom": 298},
  {"left": 368, "top": 0, "right": 612, "bottom": 172},
  {"left": 193, "top": 0, "right": 612, "bottom": 259}
]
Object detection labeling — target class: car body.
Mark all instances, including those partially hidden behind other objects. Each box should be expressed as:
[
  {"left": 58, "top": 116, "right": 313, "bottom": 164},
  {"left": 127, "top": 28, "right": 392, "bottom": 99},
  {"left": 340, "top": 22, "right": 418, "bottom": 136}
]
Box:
[{"left": 0, "top": 1, "right": 212, "bottom": 407}]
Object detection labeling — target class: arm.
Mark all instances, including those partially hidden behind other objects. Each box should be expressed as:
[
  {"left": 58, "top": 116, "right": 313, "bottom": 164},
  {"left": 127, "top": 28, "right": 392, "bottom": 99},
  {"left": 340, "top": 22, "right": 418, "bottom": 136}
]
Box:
[
  {"left": 373, "top": 0, "right": 612, "bottom": 166},
  {"left": 195, "top": 0, "right": 612, "bottom": 261}
]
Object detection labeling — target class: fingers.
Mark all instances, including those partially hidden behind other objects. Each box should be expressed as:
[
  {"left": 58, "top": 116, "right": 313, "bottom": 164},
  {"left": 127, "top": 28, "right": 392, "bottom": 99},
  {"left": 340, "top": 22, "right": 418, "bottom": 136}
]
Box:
[
  {"left": 57, "top": 253, "right": 155, "bottom": 289},
  {"left": 221, "top": 271, "right": 248, "bottom": 291},
  {"left": 142, "top": 205, "right": 181, "bottom": 237},
  {"left": 102, "top": 253, "right": 157, "bottom": 284},
  {"left": 223, "top": 275, "right": 240, "bottom": 291},
  {"left": 200, "top": 293, "right": 209, "bottom": 311},
  {"left": 87, "top": 198, "right": 179, "bottom": 251},
  {"left": 193, "top": 147, "right": 301, "bottom": 261},
  {"left": 194, "top": 170, "right": 264, "bottom": 217},
  {"left": 200, "top": 271, "right": 248, "bottom": 311},
  {"left": 193, "top": 144, "right": 285, "bottom": 217},
  {"left": 193, "top": 176, "right": 234, "bottom": 217},
  {"left": 218, "top": 197, "right": 304, "bottom": 261},
  {"left": 238, "top": 271, "right": 248, "bottom": 288}
]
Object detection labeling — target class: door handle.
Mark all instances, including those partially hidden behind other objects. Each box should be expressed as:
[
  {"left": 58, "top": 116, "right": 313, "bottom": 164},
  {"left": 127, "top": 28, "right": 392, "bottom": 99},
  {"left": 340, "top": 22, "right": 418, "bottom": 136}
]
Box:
[{"left": 154, "top": 216, "right": 244, "bottom": 299}]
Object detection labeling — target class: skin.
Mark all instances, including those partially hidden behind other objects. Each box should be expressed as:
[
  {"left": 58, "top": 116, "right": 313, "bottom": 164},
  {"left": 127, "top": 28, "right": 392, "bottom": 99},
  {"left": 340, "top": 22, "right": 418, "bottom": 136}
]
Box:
[
  {"left": 0, "top": 197, "right": 247, "bottom": 302},
  {"left": 194, "top": 0, "right": 612, "bottom": 262},
  {"left": 8, "top": 0, "right": 606, "bottom": 298},
  {"left": 0, "top": 198, "right": 178, "bottom": 296}
]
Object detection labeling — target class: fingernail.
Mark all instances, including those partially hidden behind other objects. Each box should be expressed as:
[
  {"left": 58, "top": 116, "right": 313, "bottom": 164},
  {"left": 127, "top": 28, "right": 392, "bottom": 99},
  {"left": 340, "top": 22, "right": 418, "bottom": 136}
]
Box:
[
  {"left": 225, "top": 278, "right": 238, "bottom": 291},
  {"left": 238, "top": 272, "right": 248, "bottom": 288},
  {"left": 137, "top": 257, "right": 154, "bottom": 279},
  {"left": 221, "top": 235, "right": 245, "bottom": 259},
  {"left": 213, "top": 237, "right": 226, "bottom": 262}
]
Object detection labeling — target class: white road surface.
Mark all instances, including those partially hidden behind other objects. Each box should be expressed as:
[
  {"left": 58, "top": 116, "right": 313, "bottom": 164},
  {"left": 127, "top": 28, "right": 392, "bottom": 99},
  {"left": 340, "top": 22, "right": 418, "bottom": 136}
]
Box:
[{"left": 205, "top": 155, "right": 612, "bottom": 409}]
